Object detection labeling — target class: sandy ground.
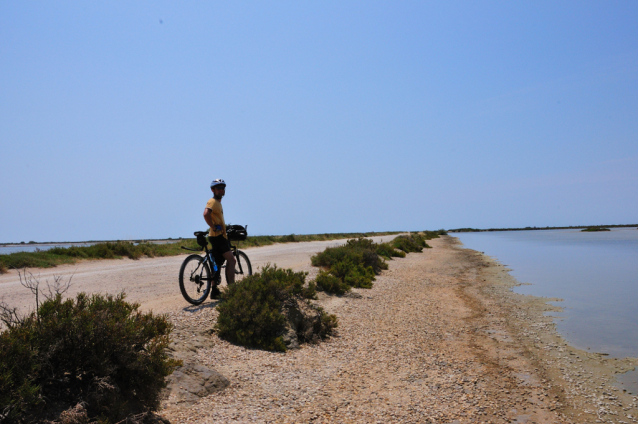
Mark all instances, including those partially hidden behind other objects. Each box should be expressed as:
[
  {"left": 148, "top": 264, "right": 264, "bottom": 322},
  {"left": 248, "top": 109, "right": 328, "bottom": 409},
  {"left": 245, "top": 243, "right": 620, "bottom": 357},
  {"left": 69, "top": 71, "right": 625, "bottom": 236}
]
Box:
[{"left": 2, "top": 235, "right": 638, "bottom": 423}]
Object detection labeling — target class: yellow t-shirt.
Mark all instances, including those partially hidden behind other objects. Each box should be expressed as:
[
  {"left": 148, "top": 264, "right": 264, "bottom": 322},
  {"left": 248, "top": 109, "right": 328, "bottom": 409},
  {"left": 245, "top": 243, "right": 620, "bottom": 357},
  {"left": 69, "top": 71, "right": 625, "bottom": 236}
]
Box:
[{"left": 206, "top": 198, "right": 227, "bottom": 238}]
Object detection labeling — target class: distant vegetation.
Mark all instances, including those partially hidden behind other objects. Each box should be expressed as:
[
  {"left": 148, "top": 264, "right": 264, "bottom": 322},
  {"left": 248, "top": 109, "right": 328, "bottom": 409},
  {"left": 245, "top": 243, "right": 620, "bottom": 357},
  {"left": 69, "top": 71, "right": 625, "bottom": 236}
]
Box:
[
  {"left": 448, "top": 224, "right": 637, "bottom": 233},
  {"left": 230, "top": 230, "right": 402, "bottom": 248},
  {"left": 581, "top": 227, "right": 611, "bottom": 232},
  {"left": 0, "top": 240, "right": 201, "bottom": 273},
  {"left": 0, "top": 231, "right": 402, "bottom": 274}
]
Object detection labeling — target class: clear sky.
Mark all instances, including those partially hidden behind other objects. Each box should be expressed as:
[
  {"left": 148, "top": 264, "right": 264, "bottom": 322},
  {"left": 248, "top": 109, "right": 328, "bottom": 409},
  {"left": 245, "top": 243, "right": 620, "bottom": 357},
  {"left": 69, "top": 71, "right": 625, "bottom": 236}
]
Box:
[{"left": 1, "top": 1, "right": 637, "bottom": 242}]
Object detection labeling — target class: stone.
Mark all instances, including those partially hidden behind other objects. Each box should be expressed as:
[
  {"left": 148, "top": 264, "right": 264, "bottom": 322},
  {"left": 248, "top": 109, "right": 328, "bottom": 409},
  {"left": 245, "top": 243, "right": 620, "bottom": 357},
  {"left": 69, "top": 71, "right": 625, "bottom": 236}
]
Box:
[
  {"left": 279, "top": 297, "right": 326, "bottom": 349},
  {"left": 163, "top": 363, "right": 230, "bottom": 405}
]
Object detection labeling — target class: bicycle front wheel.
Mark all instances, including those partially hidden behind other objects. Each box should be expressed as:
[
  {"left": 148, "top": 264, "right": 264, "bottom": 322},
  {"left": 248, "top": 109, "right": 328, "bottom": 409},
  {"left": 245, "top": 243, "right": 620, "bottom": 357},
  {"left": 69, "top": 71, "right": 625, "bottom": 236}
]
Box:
[
  {"left": 179, "top": 254, "right": 211, "bottom": 305},
  {"left": 233, "top": 250, "right": 252, "bottom": 283}
]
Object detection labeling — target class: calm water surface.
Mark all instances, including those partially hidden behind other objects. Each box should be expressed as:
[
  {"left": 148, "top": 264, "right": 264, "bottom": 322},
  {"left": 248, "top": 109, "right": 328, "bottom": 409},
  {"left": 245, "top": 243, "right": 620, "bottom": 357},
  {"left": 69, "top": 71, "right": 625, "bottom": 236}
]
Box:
[
  {"left": 0, "top": 243, "right": 95, "bottom": 254},
  {"left": 454, "top": 228, "right": 638, "bottom": 357},
  {"left": 0, "top": 240, "right": 177, "bottom": 255},
  {"left": 453, "top": 228, "right": 638, "bottom": 393}
]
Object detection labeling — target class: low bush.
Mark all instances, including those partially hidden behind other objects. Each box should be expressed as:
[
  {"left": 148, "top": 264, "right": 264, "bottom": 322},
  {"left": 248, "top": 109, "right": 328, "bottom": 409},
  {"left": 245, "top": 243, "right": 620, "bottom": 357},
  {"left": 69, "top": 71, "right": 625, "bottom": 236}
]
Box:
[
  {"left": 311, "top": 234, "right": 438, "bottom": 294},
  {"left": 0, "top": 292, "right": 179, "bottom": 423},
  {"left": 310, "top": 237, "right": 392, "bottom": 293},
  {"left": 375, "top": 242, "right": 406, "bottom": 259},
  {"left": 311, "top": 238, "right": 387, "bottom": 274},
  {"left": 392, "top": 234, "right": 430, "bottom": 253},
  {"left": 0, "top": 240, "right": 203, "bottom": 271},
  {"left": 318, "top": 307, "right": 339, "bottom": 337},
  {"left": 215, "top": 265, "right": 335, "bottom": 352},
  {"left": 329, "top": 260, "right": 376, "bottom": 289},
  {"left": 232, "top": 231, "right": 401, "bottom": 249},
  {"left": 422, "top": 229, "right": 446, "bottom": 238},
  {"left": 315, "top": 270, "right": 350, "bottom": 295}
]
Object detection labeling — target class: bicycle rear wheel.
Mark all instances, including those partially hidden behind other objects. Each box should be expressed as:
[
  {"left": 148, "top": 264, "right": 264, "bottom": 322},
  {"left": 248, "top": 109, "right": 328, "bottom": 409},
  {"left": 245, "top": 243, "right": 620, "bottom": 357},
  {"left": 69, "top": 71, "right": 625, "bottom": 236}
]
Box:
[
  {"left": 179, "top": 254, "right": 211, "bottom": 305},
  {"left": 233, "top": 250, "right": 252, "bottom": 283}
]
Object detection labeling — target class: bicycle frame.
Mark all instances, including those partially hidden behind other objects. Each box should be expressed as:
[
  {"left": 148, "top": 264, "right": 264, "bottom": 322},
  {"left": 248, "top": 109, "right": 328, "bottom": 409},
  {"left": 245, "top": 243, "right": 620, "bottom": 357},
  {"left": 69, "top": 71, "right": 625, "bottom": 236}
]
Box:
[{"left": 180, "top": 242, "right": 246, "bottom": 279}]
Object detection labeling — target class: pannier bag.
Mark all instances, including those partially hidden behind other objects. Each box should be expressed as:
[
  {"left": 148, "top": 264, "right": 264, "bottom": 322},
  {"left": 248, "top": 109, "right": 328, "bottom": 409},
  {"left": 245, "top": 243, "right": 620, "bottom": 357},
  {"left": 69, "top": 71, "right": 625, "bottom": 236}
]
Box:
[
  {"left": 226, "top": 224, "right": 248, "bottom": 241},
  {"left": 195, "top": 232, "right": 208, "bottom": 248}
]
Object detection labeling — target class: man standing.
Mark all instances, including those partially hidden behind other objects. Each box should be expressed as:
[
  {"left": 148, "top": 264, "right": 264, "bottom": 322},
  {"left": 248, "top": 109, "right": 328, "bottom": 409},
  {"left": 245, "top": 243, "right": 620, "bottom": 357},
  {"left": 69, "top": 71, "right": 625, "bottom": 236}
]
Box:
[{"left": 203, "top": 179, "right": 236, "bottom": 294}]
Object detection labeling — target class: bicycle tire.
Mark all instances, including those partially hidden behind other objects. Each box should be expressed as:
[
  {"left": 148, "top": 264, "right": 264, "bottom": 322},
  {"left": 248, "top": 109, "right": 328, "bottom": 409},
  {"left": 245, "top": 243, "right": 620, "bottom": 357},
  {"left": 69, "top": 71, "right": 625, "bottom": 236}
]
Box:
[
  {"left": 179, "top": 254, "right": 211, "bottom": 305},
  {"left": 232, "top": 250, "right": 252, "bottom": 283}
]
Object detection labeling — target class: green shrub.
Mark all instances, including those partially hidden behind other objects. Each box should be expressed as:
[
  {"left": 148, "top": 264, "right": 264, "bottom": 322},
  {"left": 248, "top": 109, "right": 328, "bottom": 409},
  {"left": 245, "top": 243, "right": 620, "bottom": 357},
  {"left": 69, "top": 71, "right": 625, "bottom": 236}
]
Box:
[
  {"left": 311, "top": 238, "right": 387, "bottom": 274},
  {"left": 0, "top": 262, "right": 7, "bottom": 274},
  {"left": 0, "top": 251, "right": 75, "bottom": 270},
  {"left": 375, "top": 242, "right": 406, "bottom": 259},
  {"left": 215, "top": 265, "right": 334, "bottom": 352},
  {"left": 232, "top": 231, "right": 401, "bottom": 249},
  {"left": 315, "top": 270, "right": 350, "bottom": 295},
  {"left": 318, "top": 307, "right": 339, "bottom": 337},
  {"left": 0, "top": 240, "right": 204, "bottom": 271},
  {"left": 329, "top": 260, "right": 376, "bottom": 289},
  {"left": 422, "top": 229, "right": 446, "bottom": 238},
  {"left": 392, "top": 234, "right": 431, "bottom": 253},
  {"left": 0, "top": 292, "right": 179, "bottom": 423},
  {"left": 310, "top": 237, "right": 393, "bottom": 292}
]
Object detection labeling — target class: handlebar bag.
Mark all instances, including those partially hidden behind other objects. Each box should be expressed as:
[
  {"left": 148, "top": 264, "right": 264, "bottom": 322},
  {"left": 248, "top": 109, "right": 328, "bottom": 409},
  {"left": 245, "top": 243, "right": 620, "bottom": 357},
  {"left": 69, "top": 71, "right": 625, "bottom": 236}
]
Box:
[{"left": 226, "top": 225, "right": 248, "bottom": 241}]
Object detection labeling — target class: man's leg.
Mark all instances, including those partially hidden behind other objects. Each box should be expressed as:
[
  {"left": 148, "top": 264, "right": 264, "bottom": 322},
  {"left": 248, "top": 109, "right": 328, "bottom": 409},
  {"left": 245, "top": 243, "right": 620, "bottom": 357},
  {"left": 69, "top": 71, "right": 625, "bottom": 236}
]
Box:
[{"left": 223, "top": 251, "right": 236, "bottom": 285}]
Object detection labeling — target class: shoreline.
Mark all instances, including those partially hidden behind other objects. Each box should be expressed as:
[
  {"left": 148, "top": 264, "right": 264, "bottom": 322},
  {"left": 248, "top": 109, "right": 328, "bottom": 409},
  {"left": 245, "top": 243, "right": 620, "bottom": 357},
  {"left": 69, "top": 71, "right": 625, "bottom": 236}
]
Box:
[{"left": 451, "top": 237, "right": 638, "bottom": 423}]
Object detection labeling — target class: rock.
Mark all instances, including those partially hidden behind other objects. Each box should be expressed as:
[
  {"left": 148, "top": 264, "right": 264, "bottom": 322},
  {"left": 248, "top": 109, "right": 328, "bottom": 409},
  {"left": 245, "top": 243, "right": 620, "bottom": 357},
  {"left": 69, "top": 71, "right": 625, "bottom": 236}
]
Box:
[
  {"left": 279, "top": 297, "right": 325, "bottom": 349},
  {"left": 163, "top": 363, "right": 230, "bottom": 405}
]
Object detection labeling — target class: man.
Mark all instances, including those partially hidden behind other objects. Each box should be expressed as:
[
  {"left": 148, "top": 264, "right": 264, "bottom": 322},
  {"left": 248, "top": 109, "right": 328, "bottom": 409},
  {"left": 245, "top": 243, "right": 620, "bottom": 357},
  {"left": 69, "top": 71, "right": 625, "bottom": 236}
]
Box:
[{"left": 203, "top": 179, "right": 236, "bottom": 295}]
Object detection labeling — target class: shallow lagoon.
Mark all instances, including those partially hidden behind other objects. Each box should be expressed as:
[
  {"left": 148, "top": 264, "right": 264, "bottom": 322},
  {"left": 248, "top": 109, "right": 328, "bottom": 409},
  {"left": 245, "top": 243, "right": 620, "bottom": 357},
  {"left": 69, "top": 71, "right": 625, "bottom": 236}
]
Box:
[
  {"left": 0, "top": 243, "right": 95, "bottom": 255},
  {"left": 453, "top": 228, "right": 638, "bottom": 392}
]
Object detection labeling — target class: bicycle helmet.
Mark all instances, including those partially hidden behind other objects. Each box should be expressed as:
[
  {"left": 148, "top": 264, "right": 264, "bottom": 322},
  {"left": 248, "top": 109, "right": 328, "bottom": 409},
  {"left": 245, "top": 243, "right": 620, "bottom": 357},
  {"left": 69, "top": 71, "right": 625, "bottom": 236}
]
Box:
[{"left": 210, "top": 179, "right": 226, "bottom": 189}]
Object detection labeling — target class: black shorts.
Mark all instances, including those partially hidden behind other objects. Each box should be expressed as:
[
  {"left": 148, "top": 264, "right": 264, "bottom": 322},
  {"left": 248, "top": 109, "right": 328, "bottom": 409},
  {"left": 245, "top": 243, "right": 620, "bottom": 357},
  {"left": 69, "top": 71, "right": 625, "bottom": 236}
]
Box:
[{"left": 208, "top": 235, "right": 231, "bottom": 255}]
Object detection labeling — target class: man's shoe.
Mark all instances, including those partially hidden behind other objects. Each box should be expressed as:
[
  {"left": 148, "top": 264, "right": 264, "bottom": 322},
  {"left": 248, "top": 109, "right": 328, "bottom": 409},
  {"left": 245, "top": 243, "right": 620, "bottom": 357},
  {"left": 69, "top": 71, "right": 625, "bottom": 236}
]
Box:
[{"left": 210, "top": 286, "right": 221, "bottom": 299}]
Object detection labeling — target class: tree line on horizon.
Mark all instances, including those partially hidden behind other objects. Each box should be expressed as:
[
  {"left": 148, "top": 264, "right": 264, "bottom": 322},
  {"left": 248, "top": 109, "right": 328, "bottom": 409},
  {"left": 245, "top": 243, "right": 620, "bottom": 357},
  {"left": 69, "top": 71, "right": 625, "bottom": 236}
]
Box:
[{"left": 447, "top": 224, "right": 638, "bottom": 233}]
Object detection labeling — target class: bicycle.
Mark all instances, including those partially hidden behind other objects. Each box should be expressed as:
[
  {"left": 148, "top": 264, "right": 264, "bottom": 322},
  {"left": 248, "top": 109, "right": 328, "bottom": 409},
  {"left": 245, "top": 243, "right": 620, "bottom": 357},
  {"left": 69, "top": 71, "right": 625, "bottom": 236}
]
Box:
[{"left": 178, "top": 227, "right": 252, "bottom": 305}]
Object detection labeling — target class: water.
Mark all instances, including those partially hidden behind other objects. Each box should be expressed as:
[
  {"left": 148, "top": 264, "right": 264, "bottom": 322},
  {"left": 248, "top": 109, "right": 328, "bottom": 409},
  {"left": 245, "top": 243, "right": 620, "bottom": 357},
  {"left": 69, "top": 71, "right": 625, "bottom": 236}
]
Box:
[
  {"left": 0, "top": 243, "right": 96, "bottom": 254},
  {"left": 0, "top": 239, "right": 180, "bottom": 255},
  {"left": 453, "top": 228, "right": 638, "bottom": 392}
]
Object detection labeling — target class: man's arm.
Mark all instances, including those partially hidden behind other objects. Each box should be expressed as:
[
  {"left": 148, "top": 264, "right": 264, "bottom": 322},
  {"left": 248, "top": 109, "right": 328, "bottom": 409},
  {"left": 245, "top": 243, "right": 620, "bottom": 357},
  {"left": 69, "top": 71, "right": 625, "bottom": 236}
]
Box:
[{"left": 203, "top": 208, "right": 215, "bottom": 229}]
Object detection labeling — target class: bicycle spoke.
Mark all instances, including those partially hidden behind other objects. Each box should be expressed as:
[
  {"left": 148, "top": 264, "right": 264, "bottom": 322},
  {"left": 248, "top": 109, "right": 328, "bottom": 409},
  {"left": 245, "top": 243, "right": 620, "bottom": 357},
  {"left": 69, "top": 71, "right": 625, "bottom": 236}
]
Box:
[{"left": 179, "top": 255, "right": 211, "bottom": 305}]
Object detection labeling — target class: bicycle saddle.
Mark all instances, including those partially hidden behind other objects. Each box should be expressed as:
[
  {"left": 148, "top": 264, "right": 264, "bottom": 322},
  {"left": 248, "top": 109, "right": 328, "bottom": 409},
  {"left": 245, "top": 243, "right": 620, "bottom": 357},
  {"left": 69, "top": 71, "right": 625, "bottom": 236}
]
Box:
[{"left": 194, "top": 231, "right": 208, "bottom": 237}]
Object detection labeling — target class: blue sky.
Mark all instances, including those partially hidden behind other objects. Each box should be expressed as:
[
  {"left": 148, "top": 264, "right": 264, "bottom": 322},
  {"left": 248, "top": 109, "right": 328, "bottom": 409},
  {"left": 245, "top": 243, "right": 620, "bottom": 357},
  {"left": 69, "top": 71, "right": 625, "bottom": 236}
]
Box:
[{"left": 1, "top": 1, "right": 637, "bottom": 242}]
